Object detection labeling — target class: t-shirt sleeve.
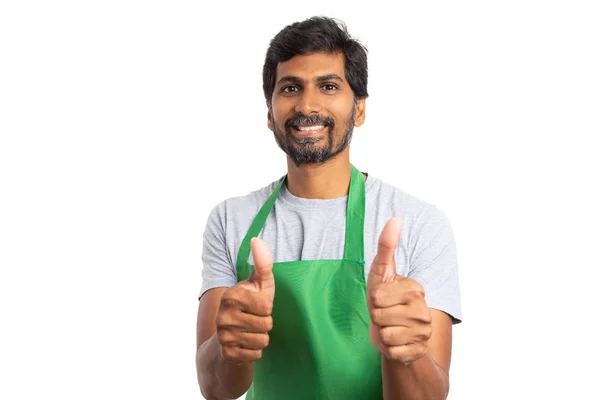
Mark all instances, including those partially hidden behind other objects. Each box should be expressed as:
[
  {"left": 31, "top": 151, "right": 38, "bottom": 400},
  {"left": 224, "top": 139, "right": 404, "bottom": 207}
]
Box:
[
  {"left": 407, "top": 205, "right": 462, "bottom": 324},
  {"left": 198, "top": 202, "right": 238, "bottom": 300}
]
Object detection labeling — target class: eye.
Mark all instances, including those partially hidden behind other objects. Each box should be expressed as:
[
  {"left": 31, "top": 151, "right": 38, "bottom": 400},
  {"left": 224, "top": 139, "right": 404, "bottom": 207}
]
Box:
[
  {"left": 282, "top": 85, "right": 299, "bottom": 93},
  {"left": 322, "top": 83, "right": 338, "bottom": 91}
]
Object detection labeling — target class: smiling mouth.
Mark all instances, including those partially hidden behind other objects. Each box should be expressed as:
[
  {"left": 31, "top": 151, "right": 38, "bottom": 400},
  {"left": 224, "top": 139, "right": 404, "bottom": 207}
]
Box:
[{"left": 291, "top": 124, "right": 327, "bottom": 138}]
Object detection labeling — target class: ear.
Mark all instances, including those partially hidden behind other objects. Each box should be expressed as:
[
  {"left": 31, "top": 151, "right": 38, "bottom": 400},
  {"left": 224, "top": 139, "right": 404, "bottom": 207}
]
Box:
[
  {"left": 354, "top": 97, "right": 366, "bottom": 127},
  {"left": 267, "top": 101, "right": 274, "bottom": 131}
]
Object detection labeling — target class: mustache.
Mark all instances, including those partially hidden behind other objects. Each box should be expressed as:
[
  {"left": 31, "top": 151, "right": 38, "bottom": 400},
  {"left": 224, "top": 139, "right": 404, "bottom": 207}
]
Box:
[{"left": 284, "top": 114, "right": 335, "bottom": 129}]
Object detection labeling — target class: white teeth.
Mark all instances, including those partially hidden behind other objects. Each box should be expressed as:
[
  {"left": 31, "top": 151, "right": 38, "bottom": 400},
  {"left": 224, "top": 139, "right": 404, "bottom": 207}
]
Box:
[{"left": 297, "top": 125, "right": 324, "bottom": 131}]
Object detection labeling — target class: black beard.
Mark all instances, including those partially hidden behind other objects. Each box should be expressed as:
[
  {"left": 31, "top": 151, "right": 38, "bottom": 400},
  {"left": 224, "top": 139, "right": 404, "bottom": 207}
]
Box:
[{"left": 272, "top": 103, "right": 356, "bottom": 166}]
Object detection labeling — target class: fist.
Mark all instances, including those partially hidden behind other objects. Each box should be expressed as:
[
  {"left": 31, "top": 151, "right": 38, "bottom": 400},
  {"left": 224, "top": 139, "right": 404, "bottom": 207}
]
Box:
[
  {"left": 367, "top": 217, "right": 433, "bottom": 365},
  {"left": 215, "top": 238, "right": 275, "bottom": 364}
]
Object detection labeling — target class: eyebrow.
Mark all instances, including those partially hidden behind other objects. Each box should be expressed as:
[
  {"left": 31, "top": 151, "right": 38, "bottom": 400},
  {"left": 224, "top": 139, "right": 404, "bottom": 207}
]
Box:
[{"left": 276, "top": 74, "right": 344, "bottom": 86}]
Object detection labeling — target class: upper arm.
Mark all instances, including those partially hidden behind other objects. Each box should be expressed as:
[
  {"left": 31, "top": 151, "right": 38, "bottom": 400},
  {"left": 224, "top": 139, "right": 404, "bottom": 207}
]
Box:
[
  {"left": 408, "top": 205, "right": 461, "bottom": 374},
  {"left": 196, "top": 287, "right": 228, "bottom": 349},
  {"left": 197, "top": 202, "right": 237, "bottom": 349},
  {"left": 199, "top": 202, "right": 238, "bottom": 300},
  {"left": 427, "top": 308, "right": 453, "bottom": 375},
  {"left": 409, "top": 205, "right": 462, "bottom": 324}
]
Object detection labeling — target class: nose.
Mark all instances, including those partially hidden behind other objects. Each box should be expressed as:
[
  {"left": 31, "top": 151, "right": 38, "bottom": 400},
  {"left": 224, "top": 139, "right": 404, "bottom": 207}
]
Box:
[{"left": 294, "top": 86, "right": 322, "bottom": 115}]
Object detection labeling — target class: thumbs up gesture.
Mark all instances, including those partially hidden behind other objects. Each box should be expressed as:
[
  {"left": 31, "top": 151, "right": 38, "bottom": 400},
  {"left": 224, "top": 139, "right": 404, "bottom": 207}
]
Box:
[
  {"left": 367, "top": 218, "right": 433, "bottom": 365},
  {"left": 215, "top": 238, "right": 275, "bottom": 364}
]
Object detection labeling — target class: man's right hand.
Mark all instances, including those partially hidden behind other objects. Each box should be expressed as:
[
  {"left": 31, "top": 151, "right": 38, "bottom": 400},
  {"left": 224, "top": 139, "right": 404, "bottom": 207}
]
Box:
[{"left": 215, "top": 237, "right": 275, "bottom": 364}]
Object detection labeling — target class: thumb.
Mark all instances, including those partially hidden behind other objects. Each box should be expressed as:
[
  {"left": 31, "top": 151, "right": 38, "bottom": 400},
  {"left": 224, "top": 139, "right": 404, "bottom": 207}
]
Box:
[
  {"left": 369, "top": 217, "right": 402, "bottom": 284},
  {"left": 247, "top": 237, "right": 275, "bottom": 296}
]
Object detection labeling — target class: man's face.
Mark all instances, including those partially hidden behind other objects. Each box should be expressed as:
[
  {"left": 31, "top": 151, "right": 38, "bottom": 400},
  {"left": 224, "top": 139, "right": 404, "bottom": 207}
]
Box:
[{"left": 267, "top": 51, "right": 366, "bottom": 166}]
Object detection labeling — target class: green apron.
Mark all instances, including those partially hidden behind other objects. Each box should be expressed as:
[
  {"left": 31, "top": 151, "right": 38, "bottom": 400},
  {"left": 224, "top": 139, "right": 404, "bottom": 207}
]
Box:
[{"left": 236, "top": 164, "right": 383, "bottom": 399}]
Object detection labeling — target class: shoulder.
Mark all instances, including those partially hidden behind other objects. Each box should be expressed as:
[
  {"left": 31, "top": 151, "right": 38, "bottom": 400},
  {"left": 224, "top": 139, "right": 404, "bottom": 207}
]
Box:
[
  {"left": 365, "top": 174, "right": 443, "bottom": 222},
  {"left": 204, "top": 178, "right": 282, "bottom": 237},
  {"left": 365, "top": 174, "right": 453, "bottom": 250}
]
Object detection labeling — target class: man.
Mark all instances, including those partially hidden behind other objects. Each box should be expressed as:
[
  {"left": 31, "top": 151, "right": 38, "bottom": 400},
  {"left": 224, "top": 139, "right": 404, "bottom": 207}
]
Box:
[{"left": 196, "top": 16, "right": 461, "bottom": 400}]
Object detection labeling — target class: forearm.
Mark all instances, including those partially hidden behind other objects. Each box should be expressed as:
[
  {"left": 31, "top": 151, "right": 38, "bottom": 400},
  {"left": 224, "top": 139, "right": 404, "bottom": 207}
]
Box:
[
  {"left": 196, "top": 333, "right": 254, "bottom": 399},
  {"left": 381, "top": 351, "right": 449, "bottom": 400}
]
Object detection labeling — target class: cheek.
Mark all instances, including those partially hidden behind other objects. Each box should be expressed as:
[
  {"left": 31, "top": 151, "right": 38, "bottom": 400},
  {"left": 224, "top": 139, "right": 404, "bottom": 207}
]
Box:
[
  {"left": 271, "top": 98, "right": 292, "bottom": 117},
  {"left": 332, "top": 99, "right": 355, "bottom": 121},
  {"left": 268, "top": 107, "right": 282, "bottom": 128},
  {"left": 270, "top": 107, "right": 285, "bottom": 127}
]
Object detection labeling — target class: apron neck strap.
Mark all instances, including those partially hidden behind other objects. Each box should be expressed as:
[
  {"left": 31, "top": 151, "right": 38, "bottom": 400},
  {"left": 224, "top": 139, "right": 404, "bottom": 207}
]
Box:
[
  {"left": 344, "top": 164, "right": 365, "bottom": 261},
  {"left": 236, "top": 164, "right": 365, "bottom": 267},
  {"left": 236, "top": 174, "right": 286, "bottom": 267}
]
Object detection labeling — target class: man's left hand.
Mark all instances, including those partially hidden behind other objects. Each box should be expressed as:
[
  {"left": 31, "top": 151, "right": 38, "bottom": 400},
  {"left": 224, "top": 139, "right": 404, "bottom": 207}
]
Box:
[{"left": 367, "top": 217, "right": 433, "bottom": 365}]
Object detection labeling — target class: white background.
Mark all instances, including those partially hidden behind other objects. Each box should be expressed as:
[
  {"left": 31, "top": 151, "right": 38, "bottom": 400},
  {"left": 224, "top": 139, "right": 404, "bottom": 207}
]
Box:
[{"left": 1, "top": 1, "right": 599, "bottom": 399}]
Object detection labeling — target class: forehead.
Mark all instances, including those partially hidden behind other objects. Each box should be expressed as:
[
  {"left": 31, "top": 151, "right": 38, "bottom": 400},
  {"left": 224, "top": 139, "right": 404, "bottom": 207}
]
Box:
[{"left": 275, "top": 51, "right": 346, "bottom": 83}]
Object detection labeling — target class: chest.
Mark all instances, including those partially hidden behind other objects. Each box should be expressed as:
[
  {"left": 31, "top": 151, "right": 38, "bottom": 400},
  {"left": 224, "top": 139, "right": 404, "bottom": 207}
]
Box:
[{"left": 249, "top": 204, "right": 411, "bottom": 279}]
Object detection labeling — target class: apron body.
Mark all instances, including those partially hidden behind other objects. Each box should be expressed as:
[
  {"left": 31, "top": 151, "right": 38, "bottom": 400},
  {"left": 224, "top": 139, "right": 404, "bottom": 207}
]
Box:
[{"left": 236, "top": 165, "right": 382, "bottom": 399}]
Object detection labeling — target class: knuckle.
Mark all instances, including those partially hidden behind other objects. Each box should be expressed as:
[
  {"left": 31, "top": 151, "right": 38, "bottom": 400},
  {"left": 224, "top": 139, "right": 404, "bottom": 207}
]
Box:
[
  {"left": 421, "top": 325, "right": 433, "bottom": 341},
  {"left": 262, "top": 298, "right": 274, "bottom": 316},
  {"left": 379, "top": 327, "right": 393, "bottom": 345},
  {"left": 258, "top": 318, "right": 269, "bottom": 332},
  {"left": 263, "top": 316, "right": 274, "bottom": 332},
  {"left": 215, "top": 311, "right": 236, "bottom": 329},
  {"left": 407, "top": 278, "right": 425, "bottom": 292},
  {"left": 369, "top": 307, "right": 383, "bottom": 325},
  {"left": 408, "top": 290, "right": 424, "bottom": 302},
  {"left": 422, "top": 310, "right": 432, "bottom": 323},
  {"left": 219, "top": 290, "right": 232, "bottom": 302},
  {"left": 261, "top": 333, "right": 270, "bottom": 348},
  {"left": 221, "top": 287, "right": 237, "bottom": 301},
  {"left": 220, "top": 295, "right": 242, "bottom": 310},
  {"left": 415, "top": 307, "right": 432, "bottom": 323},
  {"left": 370, "top": 285, "right": 386, "bottom": 307},
  {"left": 368, "top": 307, "right": 375, "bottom": 322},
  {"left": 368, "top": 291, "right": 377, "bottom": 307},
  {"left": 391, "top": 345, "right": 420, "bottom": 364},
  {"left": 221, "top": 345, "right": 235, "bottom": 361},
  {"left": 403, "top": 280, "right": 424, "bottom": 297},
  {"left": 216, "top": 328, "right": 227, "bottom": 343},
  {"left": 214, "top": 312, "right": 225, "bottom": 327},
  {"left": 388, "top": 345, "right": 404, "bottom": 360},
  {"left": 221, "top": 331, "right": 240, "bottom": 347}
]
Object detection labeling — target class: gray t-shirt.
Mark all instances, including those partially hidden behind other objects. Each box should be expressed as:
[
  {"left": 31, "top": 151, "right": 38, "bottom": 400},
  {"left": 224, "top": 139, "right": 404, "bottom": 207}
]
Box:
[{"left": 200, "top": 173, "right": 462, "bottom": 324}]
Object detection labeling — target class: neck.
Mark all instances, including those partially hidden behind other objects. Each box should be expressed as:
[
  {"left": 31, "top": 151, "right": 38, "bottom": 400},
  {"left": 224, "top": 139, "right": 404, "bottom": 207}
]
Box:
[{"left": 285, "top": 150, "right": 365, "bottom": 199}]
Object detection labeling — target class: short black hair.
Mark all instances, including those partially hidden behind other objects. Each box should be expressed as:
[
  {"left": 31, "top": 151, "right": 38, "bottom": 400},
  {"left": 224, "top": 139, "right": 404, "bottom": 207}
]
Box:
[{"left": 262, "top": 16, "right": 369, "bottom": 104}]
